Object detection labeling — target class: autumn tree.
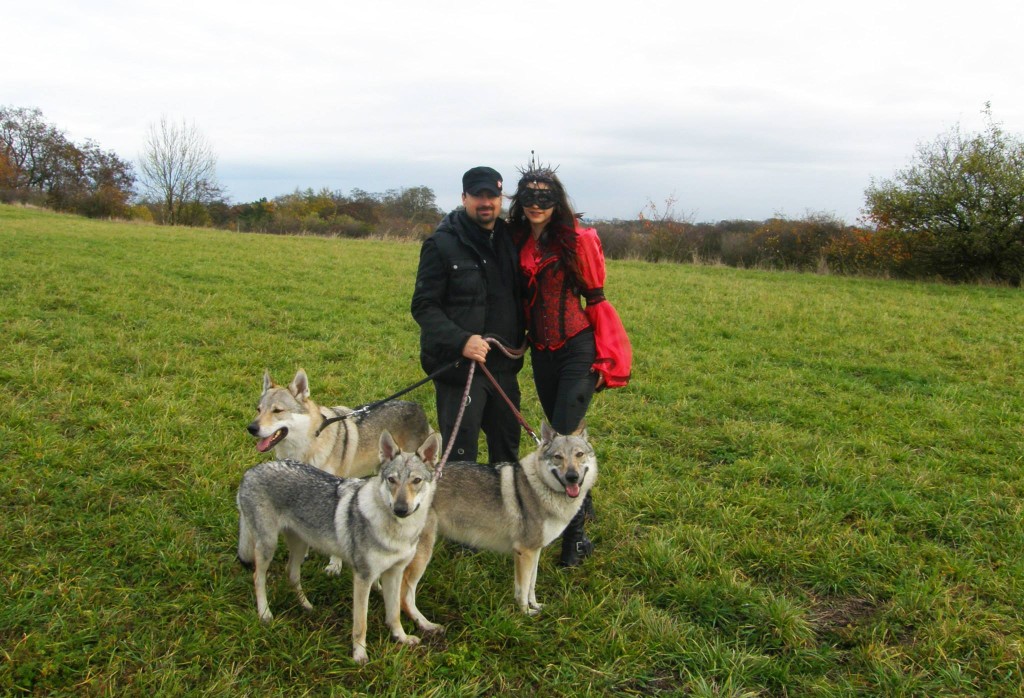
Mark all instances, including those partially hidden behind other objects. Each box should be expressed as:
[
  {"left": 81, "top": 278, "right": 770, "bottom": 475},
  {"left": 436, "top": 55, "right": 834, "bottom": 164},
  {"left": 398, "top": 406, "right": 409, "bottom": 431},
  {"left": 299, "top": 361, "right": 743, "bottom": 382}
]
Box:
[
  {"left": 72, "top": 141, "right": 136, "bottom": 218},
  {"left": 0, "top": 105, "right": 134, "bottom": 215},
  {"left": 0, "top": 106, "right": 69, "bottom": 198}
]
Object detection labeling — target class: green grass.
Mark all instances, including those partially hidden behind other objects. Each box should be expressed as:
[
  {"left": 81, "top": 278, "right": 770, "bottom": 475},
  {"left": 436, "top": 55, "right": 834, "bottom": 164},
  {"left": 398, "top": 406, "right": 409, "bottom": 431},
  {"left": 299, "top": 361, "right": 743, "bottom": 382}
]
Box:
[{"left": 2, "top": 204, "right": 1023, "bottom": 696}]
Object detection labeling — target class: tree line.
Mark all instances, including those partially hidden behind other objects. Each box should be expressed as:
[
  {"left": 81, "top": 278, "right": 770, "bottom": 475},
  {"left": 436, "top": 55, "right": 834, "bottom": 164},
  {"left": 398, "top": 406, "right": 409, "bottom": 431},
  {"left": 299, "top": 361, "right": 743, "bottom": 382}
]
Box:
[
  {"left": 225, "top": 186, "right": 443, "bottom": 239},
  {"left": 3, "top": 104, "right": 1022, "bottom": 285}
]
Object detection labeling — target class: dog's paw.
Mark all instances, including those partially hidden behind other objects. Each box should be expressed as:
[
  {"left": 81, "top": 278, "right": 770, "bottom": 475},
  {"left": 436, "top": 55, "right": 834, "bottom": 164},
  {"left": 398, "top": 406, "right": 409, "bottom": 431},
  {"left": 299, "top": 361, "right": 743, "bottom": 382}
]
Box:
[
  {"left": 352, "top": 647, "right": 369, "bottom": 665},
  {"left": 258, "top": 610, "right": 274, "bottom": 623},
  {"left": 523, "top": 602, "right": 543, "bottom": 616},
  {"left": 395, "top": 633, "right": 421, "bottom": 647},
  {"left": 324, "top": 558, "right": 344, "bottom": 576},
  {"left": 418, "top": 621, "right": 446, "bottom": 636}
]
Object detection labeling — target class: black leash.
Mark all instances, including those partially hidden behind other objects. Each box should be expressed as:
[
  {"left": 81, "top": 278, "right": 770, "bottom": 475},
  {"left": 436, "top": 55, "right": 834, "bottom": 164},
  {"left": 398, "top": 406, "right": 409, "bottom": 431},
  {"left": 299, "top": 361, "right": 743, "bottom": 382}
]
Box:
[{"left": 314, "top": 359, "right": 460, "bottom": 437}]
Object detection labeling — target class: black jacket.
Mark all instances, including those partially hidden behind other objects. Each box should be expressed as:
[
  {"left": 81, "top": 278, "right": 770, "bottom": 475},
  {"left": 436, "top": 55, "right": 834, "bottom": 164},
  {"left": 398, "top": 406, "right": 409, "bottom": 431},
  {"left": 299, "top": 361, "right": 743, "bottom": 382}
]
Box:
[{"left": 411, "top": 210, "right": 524, "bottom": 383}]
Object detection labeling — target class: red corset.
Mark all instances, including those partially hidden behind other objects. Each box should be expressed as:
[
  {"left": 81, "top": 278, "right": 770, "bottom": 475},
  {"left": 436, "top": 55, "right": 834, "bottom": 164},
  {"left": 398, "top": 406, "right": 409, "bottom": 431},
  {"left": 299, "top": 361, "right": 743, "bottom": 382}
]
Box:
[{"left": 520, "top": 238, "right": 591, "bottom": 350}]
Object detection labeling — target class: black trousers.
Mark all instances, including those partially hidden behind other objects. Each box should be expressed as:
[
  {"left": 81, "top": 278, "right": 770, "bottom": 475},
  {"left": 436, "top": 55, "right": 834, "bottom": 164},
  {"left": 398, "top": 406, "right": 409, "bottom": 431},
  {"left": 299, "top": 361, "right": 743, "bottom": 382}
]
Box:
[
  {"left": 531, "top": 329, "right": 598, "bottom": 435},
  {"left": 433, "top": 369, "right": 521, "bottom": 464}
]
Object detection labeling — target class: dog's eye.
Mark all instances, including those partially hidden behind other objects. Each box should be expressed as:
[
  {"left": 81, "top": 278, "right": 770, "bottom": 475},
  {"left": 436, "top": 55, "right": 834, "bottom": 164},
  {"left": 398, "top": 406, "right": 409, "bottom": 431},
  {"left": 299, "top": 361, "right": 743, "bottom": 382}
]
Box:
[
  {"left": 272, "top": 408, "right": 282, "bottom": 414},
  {"left": 387, "top": 476, "right": 398, "bottom": 484},
  {"left": 576, "top": 451, "right": 585, "bottom": 459},
  {"left": 552, "top": 453, "right": 564, "bottom": 461},
  {"left": 412, "top": 478, "right": 422, "bottom": 485}
]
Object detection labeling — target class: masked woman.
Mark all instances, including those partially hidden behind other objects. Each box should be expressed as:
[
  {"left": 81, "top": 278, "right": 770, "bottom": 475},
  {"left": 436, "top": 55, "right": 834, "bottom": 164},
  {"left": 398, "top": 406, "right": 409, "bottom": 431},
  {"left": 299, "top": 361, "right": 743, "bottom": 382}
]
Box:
[{"left": 508, "top": 160, "right": 632, "bottom": 566}]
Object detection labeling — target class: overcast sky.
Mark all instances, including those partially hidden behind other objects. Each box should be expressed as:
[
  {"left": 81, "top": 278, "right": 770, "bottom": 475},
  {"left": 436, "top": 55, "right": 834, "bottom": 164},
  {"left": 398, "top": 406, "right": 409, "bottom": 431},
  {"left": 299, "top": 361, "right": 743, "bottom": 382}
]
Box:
[{"left": 7, "top": 0, "right": 1023, "bottom": 223}]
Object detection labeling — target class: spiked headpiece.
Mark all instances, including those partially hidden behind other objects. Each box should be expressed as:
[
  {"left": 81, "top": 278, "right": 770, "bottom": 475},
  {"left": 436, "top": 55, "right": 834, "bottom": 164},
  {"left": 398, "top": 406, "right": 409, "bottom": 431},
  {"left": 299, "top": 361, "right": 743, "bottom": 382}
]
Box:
[{"left": 517, "top": 150, "right": 559, "bottom": 186}]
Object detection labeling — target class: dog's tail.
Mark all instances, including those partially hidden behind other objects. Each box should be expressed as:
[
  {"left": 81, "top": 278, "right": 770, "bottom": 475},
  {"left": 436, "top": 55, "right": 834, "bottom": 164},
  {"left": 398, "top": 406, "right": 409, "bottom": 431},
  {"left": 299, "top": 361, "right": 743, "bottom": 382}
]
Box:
[{"left": 237, "top": 513, "right": 255, "bottom": 571}]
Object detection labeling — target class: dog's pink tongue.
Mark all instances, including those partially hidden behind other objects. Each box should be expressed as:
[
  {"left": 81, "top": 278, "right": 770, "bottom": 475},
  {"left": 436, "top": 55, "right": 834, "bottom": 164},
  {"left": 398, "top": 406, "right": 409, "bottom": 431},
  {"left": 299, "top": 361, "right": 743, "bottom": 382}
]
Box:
[
  {"left": 565, "top": 483, "right": 581, "bottom": 498},
  {"left": 256, "top": 437, "right": 275, "bottom": 453}
]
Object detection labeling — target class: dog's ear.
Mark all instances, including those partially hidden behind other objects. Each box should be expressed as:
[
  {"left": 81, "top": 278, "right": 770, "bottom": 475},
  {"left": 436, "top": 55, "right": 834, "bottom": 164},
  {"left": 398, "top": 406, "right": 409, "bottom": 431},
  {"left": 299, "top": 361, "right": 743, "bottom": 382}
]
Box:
[
  {"left": 379, "top": 429, "right": 400, "bottom": 463},
  {"left": 417, "top": 432, "right": 442, "bottom": 467},
  {"left": 290, "top": 369, "right": 310, "bottom": 399},
  {"left": 541, "top": 421, "right": 556, "bottom": 444},
  {"left": 262, "top": 370, "right": 273, "bottom": 393},
  {"left": 572, "top": 419, "right": 588, "bottom": 439}
]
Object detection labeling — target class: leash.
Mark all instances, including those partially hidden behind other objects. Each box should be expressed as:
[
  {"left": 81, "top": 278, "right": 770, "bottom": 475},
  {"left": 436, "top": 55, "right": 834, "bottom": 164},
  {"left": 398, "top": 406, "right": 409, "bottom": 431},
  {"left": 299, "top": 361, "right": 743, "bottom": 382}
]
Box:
[
  {"left": 482, "top": 337, "right": 540, "bottom": 446},
  {"left": 476, "top": 361, "right": 541, "bottom": 446},
  {"left": 314, "top": 359, "right": 460, "bottom": 437},
  {"left": 435, "top": 336, "right": 538, "bottom": 478},
  {"left": 433, "top": 361, "right": 475, "bottom": 479}
]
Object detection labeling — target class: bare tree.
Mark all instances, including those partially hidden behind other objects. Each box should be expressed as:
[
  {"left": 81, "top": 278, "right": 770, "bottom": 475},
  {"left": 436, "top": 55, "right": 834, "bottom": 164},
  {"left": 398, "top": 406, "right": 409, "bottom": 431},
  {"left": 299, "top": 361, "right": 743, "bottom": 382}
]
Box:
[{"left": 138, "top": 116, "right": 221, "bottom": 225}]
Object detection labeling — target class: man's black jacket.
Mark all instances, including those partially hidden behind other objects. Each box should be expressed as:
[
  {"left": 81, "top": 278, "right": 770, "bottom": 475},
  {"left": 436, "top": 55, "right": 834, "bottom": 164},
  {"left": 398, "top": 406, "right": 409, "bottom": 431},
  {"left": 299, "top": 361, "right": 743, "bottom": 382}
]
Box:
[{"left": 411, "top": 210, "right": 524, "bottom": 383}]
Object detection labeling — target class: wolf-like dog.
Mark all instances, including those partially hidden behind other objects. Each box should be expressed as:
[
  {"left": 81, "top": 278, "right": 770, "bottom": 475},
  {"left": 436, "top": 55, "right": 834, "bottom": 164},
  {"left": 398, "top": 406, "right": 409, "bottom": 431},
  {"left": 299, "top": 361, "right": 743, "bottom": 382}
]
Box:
[
  {"left": 237, "top": 430, "right": 440, "bottom": 665},
  {"left": 248, "top": 369, "right": 433, "bottom": 576},
  {"left": 248, "top": 368, "right": 432, "bottom": 478},
  {"left": 399, "top": 422, "right": 597, "bottom": 633}
]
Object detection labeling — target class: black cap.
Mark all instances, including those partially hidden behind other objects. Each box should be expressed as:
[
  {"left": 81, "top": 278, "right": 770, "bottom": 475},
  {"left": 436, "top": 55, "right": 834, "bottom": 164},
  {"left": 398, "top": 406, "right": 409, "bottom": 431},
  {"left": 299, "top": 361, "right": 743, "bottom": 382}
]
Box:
[{"left": 462, "top": 166, "right": 503, "bottom": 196}]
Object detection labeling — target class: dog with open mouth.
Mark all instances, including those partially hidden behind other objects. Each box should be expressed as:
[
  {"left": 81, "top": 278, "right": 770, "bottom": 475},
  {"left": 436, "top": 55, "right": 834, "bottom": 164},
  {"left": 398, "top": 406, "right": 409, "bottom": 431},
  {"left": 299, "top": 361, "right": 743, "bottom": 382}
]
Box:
[
  {"left": 398, "top": 421, "right": 598, "bottom": 634},
  {"left": 248, "top": 368, "right": 432, "bottom": 478}
]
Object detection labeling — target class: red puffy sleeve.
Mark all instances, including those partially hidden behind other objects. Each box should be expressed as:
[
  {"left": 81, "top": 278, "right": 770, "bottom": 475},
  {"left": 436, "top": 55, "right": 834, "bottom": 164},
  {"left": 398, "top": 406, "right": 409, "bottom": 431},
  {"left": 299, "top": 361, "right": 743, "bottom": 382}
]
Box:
[{"left": 576, "top": 227, "right": 632, "bottom": 389}]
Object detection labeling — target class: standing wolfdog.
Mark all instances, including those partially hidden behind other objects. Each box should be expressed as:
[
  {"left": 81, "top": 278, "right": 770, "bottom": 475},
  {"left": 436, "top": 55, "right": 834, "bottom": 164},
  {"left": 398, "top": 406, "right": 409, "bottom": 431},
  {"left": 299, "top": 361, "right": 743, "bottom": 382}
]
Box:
[
  {"left": 400, "top": 422, "right": 598, "bottom": 634},
  {"left": 237, "top": 430, "right": 440, "bottom": 665},
  {"left": 248, "top": 368, "right": 432, "bottom": 478}
]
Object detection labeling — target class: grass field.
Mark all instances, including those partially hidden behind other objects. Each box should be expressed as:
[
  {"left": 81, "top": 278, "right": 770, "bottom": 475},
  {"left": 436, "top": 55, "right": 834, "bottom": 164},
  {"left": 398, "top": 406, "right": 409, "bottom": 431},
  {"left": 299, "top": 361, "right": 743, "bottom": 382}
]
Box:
[{"left": 1, "top": 204, "right": 1023, "bottom": 697}]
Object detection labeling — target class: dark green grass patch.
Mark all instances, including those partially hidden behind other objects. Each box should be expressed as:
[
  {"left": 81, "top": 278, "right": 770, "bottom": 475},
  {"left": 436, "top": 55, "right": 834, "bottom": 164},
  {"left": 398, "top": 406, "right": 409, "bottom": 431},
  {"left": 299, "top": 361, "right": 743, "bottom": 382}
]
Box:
[{"left": 2, "top": 205, "right": 1023, "bottom": 696}]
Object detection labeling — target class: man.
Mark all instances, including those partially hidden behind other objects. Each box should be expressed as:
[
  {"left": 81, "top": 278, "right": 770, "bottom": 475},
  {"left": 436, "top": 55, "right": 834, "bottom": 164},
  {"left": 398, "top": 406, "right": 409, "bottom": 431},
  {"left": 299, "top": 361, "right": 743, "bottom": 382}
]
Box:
[{"left": 411, "top": 166, "right": 524, "bottom": 464}]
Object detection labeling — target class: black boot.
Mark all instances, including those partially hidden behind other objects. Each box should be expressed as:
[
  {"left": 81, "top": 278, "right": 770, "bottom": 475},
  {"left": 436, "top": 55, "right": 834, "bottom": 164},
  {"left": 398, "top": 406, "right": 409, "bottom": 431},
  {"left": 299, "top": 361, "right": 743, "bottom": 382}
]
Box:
[{"left": 559, "top": 496, "right": 594, "bottom": 567}]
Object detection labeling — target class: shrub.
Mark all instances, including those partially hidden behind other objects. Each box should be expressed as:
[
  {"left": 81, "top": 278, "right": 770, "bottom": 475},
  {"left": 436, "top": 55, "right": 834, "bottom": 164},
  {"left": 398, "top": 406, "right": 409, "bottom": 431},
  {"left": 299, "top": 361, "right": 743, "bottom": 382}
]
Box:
[{"left": 749, "top": 213, "right": 847, "bottom": 270}]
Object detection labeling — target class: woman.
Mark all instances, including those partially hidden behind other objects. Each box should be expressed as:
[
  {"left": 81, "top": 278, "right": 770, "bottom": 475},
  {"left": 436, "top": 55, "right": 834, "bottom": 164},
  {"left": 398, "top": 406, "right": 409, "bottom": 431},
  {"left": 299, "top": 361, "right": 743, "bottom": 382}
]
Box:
[{"left": 508, "top": 160, "right": 632, "bottom": 566}]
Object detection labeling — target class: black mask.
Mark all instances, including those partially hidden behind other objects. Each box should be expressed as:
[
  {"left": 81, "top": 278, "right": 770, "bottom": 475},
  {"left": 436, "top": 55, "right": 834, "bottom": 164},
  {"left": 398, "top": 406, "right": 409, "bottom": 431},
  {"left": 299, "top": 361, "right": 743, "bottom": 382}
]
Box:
[{"left": 518, "top": 188, "right": 557, "bottom": 210}]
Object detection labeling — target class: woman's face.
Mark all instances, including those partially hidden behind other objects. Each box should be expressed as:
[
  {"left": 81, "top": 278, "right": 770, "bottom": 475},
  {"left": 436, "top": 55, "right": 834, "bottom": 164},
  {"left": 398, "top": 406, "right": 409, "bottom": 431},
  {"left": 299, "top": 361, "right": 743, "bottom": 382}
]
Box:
[{"left": 521, "top": 182, "right": 555, "bottom": 231}]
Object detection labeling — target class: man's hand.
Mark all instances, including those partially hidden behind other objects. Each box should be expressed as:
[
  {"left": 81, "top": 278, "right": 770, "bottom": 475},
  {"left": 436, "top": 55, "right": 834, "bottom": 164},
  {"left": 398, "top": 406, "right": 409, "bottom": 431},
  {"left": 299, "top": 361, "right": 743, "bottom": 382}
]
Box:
[{"left": 462, "top": 335, "right": 490, "bottom": 363}]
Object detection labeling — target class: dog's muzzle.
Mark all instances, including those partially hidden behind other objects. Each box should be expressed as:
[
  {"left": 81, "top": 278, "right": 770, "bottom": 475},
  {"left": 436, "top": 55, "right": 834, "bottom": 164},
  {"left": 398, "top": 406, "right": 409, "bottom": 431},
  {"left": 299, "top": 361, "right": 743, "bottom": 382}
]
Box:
[
  {"left": 249, "top": 423, "right": 288, "bottom": 452},
  {"left": 552, "top": 467, "right": 587, "bottom": 498},
  {"left": 392, "top": 501, "right": 420, "bottom": 518}
]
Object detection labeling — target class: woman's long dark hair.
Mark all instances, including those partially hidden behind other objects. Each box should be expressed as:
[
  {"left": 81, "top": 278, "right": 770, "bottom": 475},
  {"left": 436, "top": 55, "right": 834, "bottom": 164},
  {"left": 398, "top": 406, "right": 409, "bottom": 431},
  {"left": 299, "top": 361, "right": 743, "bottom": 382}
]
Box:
[{"left": 508, "top": 164, "right": 585, "bottom": 289}]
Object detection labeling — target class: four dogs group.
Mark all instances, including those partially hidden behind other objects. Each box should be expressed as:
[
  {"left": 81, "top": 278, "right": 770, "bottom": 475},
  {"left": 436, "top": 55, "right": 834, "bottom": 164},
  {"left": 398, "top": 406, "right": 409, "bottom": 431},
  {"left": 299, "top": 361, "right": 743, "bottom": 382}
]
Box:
[{"left": 238, "top": 369, "right": 598, "bottom": 664}]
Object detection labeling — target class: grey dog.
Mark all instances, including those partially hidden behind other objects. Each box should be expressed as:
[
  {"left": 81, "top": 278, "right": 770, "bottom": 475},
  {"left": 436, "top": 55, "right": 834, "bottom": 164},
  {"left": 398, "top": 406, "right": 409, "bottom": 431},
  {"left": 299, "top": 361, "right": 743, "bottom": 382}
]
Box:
[
  {"left": 400, "top": 421, "right": 598, "bottom": 633},
  {"left": 237, "top": 430, "right": 440, "bottom": 664}
]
